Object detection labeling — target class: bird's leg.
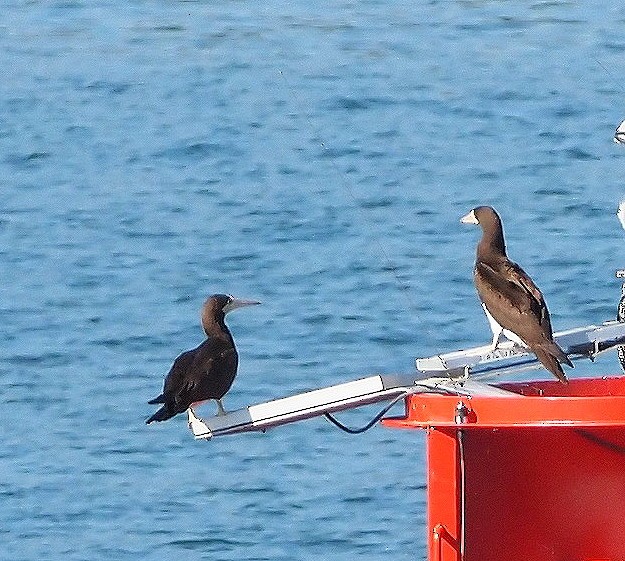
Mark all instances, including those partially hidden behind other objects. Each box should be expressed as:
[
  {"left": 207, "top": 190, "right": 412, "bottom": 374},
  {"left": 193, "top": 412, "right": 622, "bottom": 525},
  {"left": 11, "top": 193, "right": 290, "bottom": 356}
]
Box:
[
  {"left": 482, "top": 304, "right": 503, "bottom": 351},
  {"left": 216, "top": 399, "right": 227, "bottom": 416},
  {"left": 490, "top": 327, "right": 503, "bottom": 351},
  {"left": 501, "top": 329, "right": 527, "bottom": 349}
]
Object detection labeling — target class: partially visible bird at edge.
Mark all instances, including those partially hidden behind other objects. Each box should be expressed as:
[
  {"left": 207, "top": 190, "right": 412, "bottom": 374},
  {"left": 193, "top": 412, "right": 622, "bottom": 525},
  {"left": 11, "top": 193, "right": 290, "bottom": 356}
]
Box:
[
  {"left": 614, "top": 119, "right": 625, "bottom": 145},
  {"left": 461, "top": 206, "right": 572, "bottom": 384},
  {"left": 146, "top": 294, "right": 260, "bottom": 424},
  {"left": 617, "top": 199, "right": 625, "bottom": 231}
]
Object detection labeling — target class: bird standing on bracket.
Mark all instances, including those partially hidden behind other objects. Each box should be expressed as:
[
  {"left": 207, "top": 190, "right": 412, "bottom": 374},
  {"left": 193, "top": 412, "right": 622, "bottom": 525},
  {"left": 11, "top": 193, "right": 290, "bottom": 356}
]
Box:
[
  {"left": 146, "top": 294, "right": 260, "bottom": 424},
  {"left": 461, "top": 206, "right": 572, "bottom": 383}
]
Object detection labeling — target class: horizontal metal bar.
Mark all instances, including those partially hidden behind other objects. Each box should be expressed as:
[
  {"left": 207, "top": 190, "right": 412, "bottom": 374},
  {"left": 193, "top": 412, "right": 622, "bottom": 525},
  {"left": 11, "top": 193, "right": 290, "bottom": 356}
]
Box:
[
  {"left": 187, "top": 321, "right": 625, "bottom": 440},
  {"left": 416, "top": 321, "right": 625, "bottom": 378}
]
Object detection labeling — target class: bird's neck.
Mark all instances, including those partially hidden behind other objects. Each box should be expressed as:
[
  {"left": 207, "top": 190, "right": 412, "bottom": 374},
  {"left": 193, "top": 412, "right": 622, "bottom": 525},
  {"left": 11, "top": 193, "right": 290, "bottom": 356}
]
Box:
[
  {"left": 202, "top": 313, "right": 233, "bottom": 341},
  {"left": 478, "top": 224, "right": 506, "bottom": 260}
]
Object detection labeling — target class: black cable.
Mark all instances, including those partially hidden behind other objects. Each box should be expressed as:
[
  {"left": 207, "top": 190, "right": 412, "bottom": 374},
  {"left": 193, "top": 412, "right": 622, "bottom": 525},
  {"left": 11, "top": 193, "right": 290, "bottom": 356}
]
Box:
[{"left": 324, "top": 392, "right": 409, "bottom": 434}]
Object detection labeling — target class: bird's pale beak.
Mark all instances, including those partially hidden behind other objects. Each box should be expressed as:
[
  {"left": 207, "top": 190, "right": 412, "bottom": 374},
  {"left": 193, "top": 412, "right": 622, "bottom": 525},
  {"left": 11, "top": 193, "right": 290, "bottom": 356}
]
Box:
[
  {"left": 460, "top": 210, "right": 478, "bottom": 225},
  {"left": 224, "top": 297, "right": 261, "bottom": 314}
]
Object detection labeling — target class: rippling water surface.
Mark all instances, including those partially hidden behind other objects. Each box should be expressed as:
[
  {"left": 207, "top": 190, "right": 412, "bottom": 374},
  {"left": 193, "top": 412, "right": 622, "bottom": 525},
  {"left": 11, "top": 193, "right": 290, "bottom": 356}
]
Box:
[{"left": 3, "top": 1, "right": 625, "bottom": 560}]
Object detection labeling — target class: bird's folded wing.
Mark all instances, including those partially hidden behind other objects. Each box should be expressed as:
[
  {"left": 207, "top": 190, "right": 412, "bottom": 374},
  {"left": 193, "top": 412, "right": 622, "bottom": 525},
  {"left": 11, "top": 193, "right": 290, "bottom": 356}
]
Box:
[{"left": 476, "top": 262, "right": 531, "bottom": 312}]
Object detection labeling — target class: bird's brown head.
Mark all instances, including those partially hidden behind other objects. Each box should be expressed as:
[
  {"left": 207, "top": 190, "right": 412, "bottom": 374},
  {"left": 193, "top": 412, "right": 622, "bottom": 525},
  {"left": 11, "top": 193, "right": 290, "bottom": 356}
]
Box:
[
  {"left": 201, "top": 294, "right": 261, "bottom": 335},
  {"left": 460, "top": 205, "right": 506, "bottom": 256}
]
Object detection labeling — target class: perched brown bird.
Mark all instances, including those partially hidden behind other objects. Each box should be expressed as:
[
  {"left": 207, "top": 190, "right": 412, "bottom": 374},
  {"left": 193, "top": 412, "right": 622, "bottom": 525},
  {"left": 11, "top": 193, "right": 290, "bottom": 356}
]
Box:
[
  {"left": 461, "top": 206, "right": 572, "bottom": 383},
  {"left": 146, "top": 294, "right": 260, "bottom": 423}
]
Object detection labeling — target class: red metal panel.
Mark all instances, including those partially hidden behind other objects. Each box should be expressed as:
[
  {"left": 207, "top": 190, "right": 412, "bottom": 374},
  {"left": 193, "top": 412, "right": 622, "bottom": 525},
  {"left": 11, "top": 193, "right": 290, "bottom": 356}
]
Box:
[
  {"left": 426, "top": 428, "right": 461, "bottom": 561},
  {"left": 463, "top": 427, "right": 625, "bottom": 561},
  {"left": 382, "top": 377, "right": 625, "bottom": 561}
]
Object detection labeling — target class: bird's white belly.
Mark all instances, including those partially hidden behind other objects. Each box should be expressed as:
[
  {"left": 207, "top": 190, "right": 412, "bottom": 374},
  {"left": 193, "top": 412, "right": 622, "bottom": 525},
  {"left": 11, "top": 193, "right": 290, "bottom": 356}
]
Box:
[{"left": 482, "top": 303, "right": 526, "bottom": 347}]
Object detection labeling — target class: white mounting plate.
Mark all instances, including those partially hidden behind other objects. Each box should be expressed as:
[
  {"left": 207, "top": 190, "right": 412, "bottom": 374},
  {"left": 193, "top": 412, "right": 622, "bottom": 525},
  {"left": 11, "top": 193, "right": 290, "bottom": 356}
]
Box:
[{"left": 187, "top": 373, "right": 418, "bottom": 440}]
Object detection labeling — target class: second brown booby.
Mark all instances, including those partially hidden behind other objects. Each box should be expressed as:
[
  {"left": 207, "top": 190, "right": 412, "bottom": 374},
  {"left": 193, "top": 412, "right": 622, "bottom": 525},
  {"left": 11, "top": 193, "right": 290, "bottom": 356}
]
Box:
[
  {"left": 146, "top": 294, "right": 260, "bottom": 424},
  {"left": 461, "top": 206, "right": 572, "bottom": 384}
]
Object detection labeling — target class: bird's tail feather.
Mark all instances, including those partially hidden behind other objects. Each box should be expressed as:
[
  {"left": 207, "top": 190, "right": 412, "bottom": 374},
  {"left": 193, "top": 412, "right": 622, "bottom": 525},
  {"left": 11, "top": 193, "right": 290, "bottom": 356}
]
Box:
[
  {"left": 148, "top": 394, "right": 165, "bottom": 404},
  {"left": 146, "top": 405, "right": 174, "bottom": 424},
  {"left": 545, "top": 340, "right": 574, "bottom": 368},
  {"left": 532, "top": 342, "right": 572, "bottom": 384}
]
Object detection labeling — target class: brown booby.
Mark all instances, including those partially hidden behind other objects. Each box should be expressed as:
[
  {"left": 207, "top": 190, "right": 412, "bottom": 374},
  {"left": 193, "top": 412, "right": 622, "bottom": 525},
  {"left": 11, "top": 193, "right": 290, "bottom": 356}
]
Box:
[
  {"left": 146, "top": 294, "right": 260, "bottom": 424},
  {"left": 460, "top": 206, "right": 572, "bottom": 383}
]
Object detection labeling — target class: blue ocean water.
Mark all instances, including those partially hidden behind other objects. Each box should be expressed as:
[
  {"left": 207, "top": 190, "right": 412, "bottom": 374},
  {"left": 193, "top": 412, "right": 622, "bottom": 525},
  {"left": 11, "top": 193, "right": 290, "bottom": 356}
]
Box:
[{"left": 2, "top": 1, "right": 625, "bottom": 559}]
